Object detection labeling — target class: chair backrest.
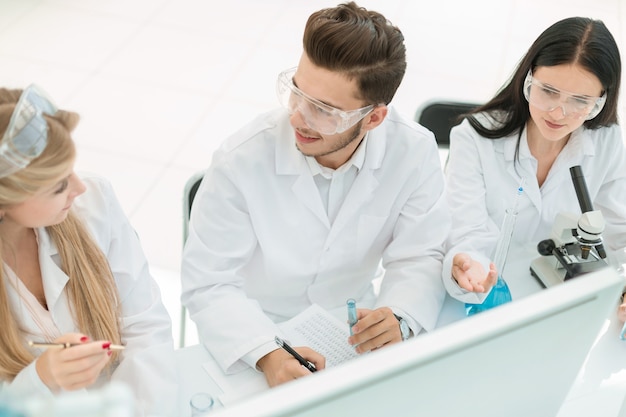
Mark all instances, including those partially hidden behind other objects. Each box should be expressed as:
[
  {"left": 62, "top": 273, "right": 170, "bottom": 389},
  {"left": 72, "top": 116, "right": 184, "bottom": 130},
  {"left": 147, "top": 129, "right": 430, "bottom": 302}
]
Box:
[
  {"left": 183, "top": 171, "right": 205, "bottom": 242},
  {"left": 414, "top": 100, "right": 481, "bottom": 147},
  {"left": 179, "top": 170, "right": 204, "bottom": 348}
]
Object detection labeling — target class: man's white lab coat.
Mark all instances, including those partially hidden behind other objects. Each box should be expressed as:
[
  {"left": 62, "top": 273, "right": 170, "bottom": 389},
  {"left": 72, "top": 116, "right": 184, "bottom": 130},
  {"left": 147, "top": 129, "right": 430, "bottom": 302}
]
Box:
[{"left": 182, "top": 107, "right": 451, "bottom": 374}]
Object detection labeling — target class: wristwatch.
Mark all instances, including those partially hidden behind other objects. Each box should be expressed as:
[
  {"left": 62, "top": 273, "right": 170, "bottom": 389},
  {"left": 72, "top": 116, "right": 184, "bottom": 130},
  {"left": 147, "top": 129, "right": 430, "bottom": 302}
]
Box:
[{"left": 394, "top": 314, "right": 411, "bottom": 341}]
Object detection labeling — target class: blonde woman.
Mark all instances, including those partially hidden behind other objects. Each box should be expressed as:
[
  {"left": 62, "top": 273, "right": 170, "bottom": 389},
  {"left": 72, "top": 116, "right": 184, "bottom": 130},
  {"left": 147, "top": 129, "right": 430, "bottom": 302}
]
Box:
[{"left": 0, "top": 85, "right": 176, "bottom": 416}]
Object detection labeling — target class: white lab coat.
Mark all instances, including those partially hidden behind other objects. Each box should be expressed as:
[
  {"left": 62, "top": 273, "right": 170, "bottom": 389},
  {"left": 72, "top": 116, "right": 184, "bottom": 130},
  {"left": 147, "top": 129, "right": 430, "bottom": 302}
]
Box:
[
  {"left": 443, "top": 117, "right": 626, "bottom": 302},
  {"left": 1, "top": 174, "right": 177, "bottom": 417},
  {"left": 181, "top": 106, "right": 450, "bottom": 374}
]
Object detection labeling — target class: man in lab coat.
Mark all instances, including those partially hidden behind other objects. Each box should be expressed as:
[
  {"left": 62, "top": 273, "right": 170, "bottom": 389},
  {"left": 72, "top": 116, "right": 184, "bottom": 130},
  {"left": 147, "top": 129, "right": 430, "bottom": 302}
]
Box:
[{"left": 182, "top": 2, "right": 450, "bottom": 387}]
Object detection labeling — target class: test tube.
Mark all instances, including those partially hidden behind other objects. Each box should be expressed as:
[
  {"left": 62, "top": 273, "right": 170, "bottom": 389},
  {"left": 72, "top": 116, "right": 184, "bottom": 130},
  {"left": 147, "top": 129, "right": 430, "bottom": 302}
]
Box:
[
  {"left": 493, "top": 183, "right": 524, "bottom": 274},
  {"left": 347, "top": 299, "right": 357, "bottom": 335},
  {"left": 618, "top": 254, "right": 626, "bottom": 341},
  {"left": 493, "top": 208, "right": 517, "bottom": 274}
]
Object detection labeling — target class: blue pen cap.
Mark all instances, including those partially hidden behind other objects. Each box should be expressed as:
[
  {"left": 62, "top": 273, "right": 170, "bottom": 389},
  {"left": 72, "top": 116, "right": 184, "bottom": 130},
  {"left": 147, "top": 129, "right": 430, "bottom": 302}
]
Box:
[{"left": 347, "top": 298, "right": 357, "bottom": 327}]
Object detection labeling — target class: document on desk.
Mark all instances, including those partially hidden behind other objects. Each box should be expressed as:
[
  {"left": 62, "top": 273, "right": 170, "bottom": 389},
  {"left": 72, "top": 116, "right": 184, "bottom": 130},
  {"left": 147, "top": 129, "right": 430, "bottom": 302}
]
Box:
[
  {"left": 204, "top": 303, "right": 359, "bottom": 406},
  {"left": 278, "top": 304, "right": 358, "bottom": 368},
  {"left": 280, "top": 303, "right": 359, "bottom": 367}
]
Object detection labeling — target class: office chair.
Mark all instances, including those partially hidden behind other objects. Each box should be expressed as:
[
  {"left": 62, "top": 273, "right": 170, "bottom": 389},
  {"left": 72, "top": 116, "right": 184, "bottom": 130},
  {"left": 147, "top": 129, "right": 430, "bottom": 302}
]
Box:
[
  {"left": 179, "top": 171, "right": 205, "bottom": 348},
  {"left": 414, "top": 99, "right": 481, "bottom": 148}
]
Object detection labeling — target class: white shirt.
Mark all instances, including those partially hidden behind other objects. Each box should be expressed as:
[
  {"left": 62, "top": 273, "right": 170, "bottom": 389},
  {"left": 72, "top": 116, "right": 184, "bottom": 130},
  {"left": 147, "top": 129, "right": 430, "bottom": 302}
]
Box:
[
  {"left": 307, "top": 134, "right": 367, "bottom": 224},
  {"left": 443, "top": 117, "right": 626, "bottom": 303},
  {"left": 0, "top": 174, "right": 177, "bottom": 417},
  {"left": 181, "top": 106, "right": 451, "bottom": 374}
]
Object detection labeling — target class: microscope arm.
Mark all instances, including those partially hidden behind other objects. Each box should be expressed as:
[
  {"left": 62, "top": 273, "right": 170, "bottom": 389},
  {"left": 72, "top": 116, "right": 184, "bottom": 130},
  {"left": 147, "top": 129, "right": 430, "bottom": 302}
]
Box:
[{"left": 570, "top": 166, "right": 606, "bottom": 259}]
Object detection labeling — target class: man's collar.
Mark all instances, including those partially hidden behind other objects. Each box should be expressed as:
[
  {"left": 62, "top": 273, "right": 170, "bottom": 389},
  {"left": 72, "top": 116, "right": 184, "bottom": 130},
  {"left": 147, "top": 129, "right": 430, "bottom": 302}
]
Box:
[{"left": 306, "top": 132, "right": 369, "bottom": 178}]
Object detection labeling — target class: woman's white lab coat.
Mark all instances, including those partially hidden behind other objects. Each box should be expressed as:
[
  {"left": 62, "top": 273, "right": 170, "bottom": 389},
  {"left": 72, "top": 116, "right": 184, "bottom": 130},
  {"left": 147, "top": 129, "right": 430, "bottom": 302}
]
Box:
[
  {"left": 1, "top": 174, "right": 177, "bottom": 416},
  {"left": 182, "top": 107, "right": 451, "bottom": 374},
  {"left": 443, "top": 117, "right": 626, "bottom": 302}
]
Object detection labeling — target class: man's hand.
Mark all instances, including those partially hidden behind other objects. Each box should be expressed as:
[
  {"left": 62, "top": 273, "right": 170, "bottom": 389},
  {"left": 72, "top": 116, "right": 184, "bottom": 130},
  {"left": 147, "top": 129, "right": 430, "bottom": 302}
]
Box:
[
  {"left": 35, "top": 333, "right": 113, "bottom": 392},
  {"left": 257, "top": 346, "right": 325, "bottom": 387},
  {"left": 347, "top": 307, "right": 402, "bottom": 354},
  {"left": 452, "top": 253, "right": 498, "bottom": 293}
]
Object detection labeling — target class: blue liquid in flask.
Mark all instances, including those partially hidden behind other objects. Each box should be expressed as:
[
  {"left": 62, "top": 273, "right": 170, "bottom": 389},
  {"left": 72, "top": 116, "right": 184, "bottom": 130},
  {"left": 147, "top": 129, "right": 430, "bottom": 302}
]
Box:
[{"left": 465, "top": 276, "right": 512, "bottom": 316}]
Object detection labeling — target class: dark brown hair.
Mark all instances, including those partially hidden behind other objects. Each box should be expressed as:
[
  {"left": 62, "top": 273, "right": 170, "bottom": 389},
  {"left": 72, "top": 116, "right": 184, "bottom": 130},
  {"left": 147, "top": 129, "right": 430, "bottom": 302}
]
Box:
[
  {"left": 467, "top": 17, "right": 621, "bottom": 140},
  {"left": 303, "top": 1, "right": 406, "bottom": 105}
]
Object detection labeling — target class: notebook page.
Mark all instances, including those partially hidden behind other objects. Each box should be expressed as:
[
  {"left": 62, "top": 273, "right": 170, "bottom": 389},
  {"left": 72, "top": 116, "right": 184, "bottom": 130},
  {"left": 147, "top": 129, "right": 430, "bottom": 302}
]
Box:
[
  {"left": 278, "top": 303, "right": 359, "bottom": 367},
  {"left": 203, "top": 304, "right": 359, "bottom": 406}
]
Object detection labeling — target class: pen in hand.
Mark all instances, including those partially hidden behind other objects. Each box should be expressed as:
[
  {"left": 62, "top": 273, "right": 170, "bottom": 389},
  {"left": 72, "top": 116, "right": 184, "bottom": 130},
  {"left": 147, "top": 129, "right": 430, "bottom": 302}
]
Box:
[
  {"left": 274, "top": 336, "right": 317, "bottom": 373},
  {"left": 28, "top": 341, "right": 126, "bottom": 350}
]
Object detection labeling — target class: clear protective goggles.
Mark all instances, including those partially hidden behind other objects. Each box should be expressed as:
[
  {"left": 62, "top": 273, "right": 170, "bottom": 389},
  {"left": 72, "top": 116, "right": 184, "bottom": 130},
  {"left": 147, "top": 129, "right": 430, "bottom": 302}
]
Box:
[
  {"left": 0, "top": 84, "right": 57, "bottom": 178},
  {"left": 276, "top": 67, "right": 374, "bottom": 135},
  {"left": 523, "top": 70, "right": 606, "bottom": 120}
]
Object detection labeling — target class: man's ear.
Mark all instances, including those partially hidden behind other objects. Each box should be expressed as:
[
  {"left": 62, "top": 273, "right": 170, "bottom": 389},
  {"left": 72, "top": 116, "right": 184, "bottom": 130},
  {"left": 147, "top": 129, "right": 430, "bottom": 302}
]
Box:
[{"left": 362, "top": 105, "right": 388, "bottom": 131}]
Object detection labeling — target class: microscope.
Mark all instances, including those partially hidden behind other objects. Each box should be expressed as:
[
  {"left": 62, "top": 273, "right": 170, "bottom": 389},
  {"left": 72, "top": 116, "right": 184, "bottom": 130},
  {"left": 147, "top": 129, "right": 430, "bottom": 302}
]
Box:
[{"left": 529, "top": 165, "right": 608, "bottom": 288}]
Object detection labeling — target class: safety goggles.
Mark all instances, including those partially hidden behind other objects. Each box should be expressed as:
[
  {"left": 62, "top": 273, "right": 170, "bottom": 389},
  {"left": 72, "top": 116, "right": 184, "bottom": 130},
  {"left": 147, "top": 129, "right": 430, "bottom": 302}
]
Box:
[
  {"left": 523, "top": 70, "right": 606, "bottom": 120},
  {"left": 0, "top": 84, "right": 57, "bottom": 178},
  {"left": 276, "top": 67, "right": 374, "bottom": 135}
]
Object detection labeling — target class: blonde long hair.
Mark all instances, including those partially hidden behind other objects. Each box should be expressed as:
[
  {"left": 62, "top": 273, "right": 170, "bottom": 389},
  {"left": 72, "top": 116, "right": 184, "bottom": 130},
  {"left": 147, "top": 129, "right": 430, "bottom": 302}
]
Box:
[{"left": 0, "top": 88, "right": 122, "bottom": 381}]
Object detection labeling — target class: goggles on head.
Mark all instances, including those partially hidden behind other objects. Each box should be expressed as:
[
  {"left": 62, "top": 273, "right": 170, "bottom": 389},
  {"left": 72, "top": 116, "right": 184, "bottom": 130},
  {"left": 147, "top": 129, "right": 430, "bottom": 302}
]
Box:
[
  {"left": 523, "top": 70, "right": 606, "bottom": 120},
  {"left": 0, "top": 84, "right": 57, "bottom": 178},
  {"left": 276, "top": 67, "right": 374, "bottom": 135}
]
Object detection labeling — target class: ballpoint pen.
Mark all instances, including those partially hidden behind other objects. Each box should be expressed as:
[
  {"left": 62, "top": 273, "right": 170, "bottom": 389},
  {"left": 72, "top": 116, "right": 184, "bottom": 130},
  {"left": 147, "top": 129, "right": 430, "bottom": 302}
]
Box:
[
  {"left": 347, "top": 298, "right": 357, "bottom": 335},
  {"left": 28, "top": 341, "right": 126, "bottom": 350},
  {"left": 274, "top": 336, "right": 317, "bottom": 373}
]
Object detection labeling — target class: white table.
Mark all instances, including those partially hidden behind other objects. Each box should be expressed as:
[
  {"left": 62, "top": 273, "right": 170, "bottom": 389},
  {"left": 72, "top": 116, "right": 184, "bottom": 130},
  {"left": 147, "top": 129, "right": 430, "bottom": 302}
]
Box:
[{"left": 175, "top": 243, "right": 626, "bottom": 416}]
